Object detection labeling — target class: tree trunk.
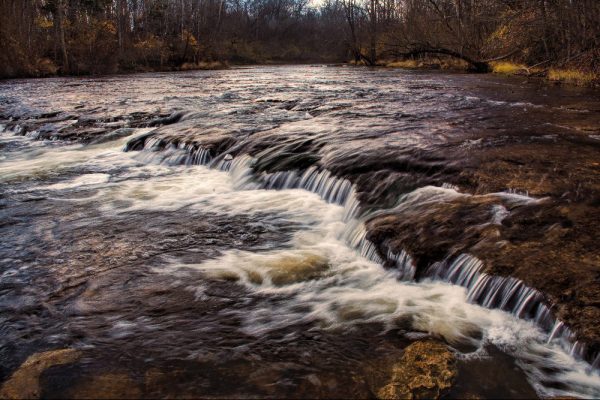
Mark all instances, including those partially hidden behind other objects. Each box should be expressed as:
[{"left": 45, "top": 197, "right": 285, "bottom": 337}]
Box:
[
  {"left": 369, "top": 0, "right": 377, "bottom": 64},
  {"left": 394, "top": 46, "right": 490, "bottom": 72},
  {"left": 117, "top": 0, "right": 125, "bottom": 55},
  {"left": 56, "top": 0, "right": 69, "bottom": 74},
  {"left": 540, "top": 0, "right": 550, "bottom": 59},
  {"left": 343, "top": 0, "right": 367, "bottom": 64}
]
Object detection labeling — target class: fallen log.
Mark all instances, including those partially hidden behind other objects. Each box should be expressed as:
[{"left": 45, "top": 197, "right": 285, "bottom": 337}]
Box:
[{"left": 390, "top": 46, "right": 490, "bottom": 73}]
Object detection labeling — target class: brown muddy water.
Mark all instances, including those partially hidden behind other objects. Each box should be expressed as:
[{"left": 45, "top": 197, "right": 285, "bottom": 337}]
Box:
[{"left": 0, "top": 65, "right": 599, "bottom": 398}]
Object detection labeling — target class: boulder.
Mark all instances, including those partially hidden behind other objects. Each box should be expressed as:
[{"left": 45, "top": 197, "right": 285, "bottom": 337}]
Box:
[
  {"left": 373, "top": 341, "right": 457, "bottom": 400},
  {"left": 0, "top": 348, "right": 81, "bottom": 399}
]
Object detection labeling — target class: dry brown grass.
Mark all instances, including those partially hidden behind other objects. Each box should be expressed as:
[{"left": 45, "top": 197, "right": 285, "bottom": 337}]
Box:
[
  {"left": 491, "top": 61, "right": 529, "bottom": 75},
  {"left": 491, "top": 61, "right": 597, "bottom": 86},
  {"left": 385, "top": 59, "right": 419, "bottom": 68},
  {"left": 547, "top": 68, "right": 597, "bottom": 86}
]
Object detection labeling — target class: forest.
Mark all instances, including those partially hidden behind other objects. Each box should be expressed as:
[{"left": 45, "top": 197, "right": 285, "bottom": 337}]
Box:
[{"left": 1, "top": 0, "right": 599, "bottom": 81}]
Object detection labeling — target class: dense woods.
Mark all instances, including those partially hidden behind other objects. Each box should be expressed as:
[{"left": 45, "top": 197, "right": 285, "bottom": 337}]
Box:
[{"left": 1, "top": 0, "right": 599, "bottom": 80}]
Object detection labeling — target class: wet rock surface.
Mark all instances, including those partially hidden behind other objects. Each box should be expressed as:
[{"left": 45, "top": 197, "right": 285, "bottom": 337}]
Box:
[
  {"left": 0, "top": 349, "right": 81, "bottom": 399},
  {"left": 365, "top": 136, "right": 600, "bottom": 353},
  {"left": 0, "top": 191, "right": 295, "bottom": 381},
  {"left": 59, "top": 373, "right": 143, "bottom": 399}
]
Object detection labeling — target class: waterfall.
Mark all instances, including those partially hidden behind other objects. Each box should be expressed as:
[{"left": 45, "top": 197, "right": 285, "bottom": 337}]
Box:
[
  {"left": 188, "top": 145, "right": 212, "bottom": 166},
  {"left": 255, "top": 166, "right": 353, "bottom": 206},
  {"left": 426, "top": 253, "right": 597, "bottom": 367},
  {"left": 128, "top": 135, "right": 356, "bottom": 206},
  {"left": 132, "top": 137, "right": 214, "bottom": 166},
  {"left": 387, "top": 249, "right": 416, "bottom": 280},
  {"left": 441, "top": 182, "right": 459, "bottom": 191},
  {"left": 124, "top": 136, "right": 599, "bottom": 372},
  {"left": 342, "top": 219, "right": 384, "bottom": 265},
  {"left": 342, "top": 193, "right": 360, "bottom": 222}
]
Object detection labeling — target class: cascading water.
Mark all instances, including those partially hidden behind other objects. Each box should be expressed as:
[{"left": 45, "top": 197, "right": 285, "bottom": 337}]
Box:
[
  {"left": 126, "top": 136, "right": 395, "bottom": 268},
  {"left": 125, "top": 136, "right": 599, "bottom": 379},
  {"left": 130, "top": 136, "right": 355, "bottom": 206},
  {"left": 3, "top": 66, "right": 600, "bottom": 399},
  {"left": 426, "top": 253, "right": 597, "bottom": 366},
  {"left": 0, "top": 119, "right": 597, "bottom": 399}
]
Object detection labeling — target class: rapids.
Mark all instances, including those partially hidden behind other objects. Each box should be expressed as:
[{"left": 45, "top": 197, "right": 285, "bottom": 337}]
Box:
[{"left": 1, "top": 66, "right": 599, "bottom": 398}]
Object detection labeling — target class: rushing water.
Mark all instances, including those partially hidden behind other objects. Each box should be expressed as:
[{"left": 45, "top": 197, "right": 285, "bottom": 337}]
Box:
[{"left": 1, "top": 66, "right": 600, "bottom": 398}]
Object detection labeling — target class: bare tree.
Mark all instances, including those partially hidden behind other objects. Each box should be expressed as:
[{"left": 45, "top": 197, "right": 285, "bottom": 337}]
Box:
[{"left": 1, "top": 0, "right": 598, "bottom": 78}]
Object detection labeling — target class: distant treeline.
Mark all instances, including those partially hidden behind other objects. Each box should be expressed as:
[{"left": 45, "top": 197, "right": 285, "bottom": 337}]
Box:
[{"left": 1, "top": 0, "right": 599, "bottom": 78}]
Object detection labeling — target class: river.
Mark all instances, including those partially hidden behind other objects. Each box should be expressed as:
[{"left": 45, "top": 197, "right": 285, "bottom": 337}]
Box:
[{"left": 1, "top": 65, "right": 599, "bottom": 398}]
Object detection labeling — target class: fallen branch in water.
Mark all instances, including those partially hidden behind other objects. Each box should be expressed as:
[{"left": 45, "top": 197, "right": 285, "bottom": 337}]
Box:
[{"left": 385, "top": 46, "right": 490, "bottom": 72}]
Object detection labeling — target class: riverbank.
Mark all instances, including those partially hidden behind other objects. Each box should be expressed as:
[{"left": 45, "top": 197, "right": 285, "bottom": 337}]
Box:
[
  {"left": 4, "top": 57, "right": 599, "bottom": 90},
  {"left": 381, "top": 59, "right": 600, "bottom": 87}
]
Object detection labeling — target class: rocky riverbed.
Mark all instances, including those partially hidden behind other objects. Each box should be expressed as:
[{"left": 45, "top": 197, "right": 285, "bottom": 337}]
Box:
[{"left": 1, "top": 65, "right": 599, "bottom": 398}]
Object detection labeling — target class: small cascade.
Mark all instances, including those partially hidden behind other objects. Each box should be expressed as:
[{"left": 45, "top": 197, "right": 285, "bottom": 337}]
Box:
[
  {"left": 262, "top": 170, "right": 301, "bottom": 190},
  {"left": 216, "top": 153, "right": 362, "bottom": 222},
  {"left": 386, "top": 249, "right": 416, "bottom": 280},
  {"left": 427, "top": 254, "right": 544, "bottom": 319},
  {"left": 135, "top": 147, "right": 187, "bottom": 165},
  {"left": 342, "top": 192, "right": 361, "bottom": 222},
  {"left": 211, "top": 154, "right": 234, "bottom": 171},
  {"left": 428, "top": 254, "right": 483, "bottom": 288},
  {"left": 427, "top": 253, "right": 598, "bottom": 369},
  {"left": 143, "top": 136, "right": 163, "bottom": 150},
  {"left": 212, "top": 154, "right": 356, "bottom": 209},
  {"left": 131, "top": 136, "right": 215, "bottom": 166},
  {"left": 228, "top": 155, "right": 262, "bottom": 190},
  {"left": 187, "top": 145, "right": 212, "bottom": 166},
  {"left": 592, "top": 354, "right": 600, "bottom": 371},
  {"left": 506, "top": 187, "right": 530, "bottom": 197},
  {"left": 336, "top": 192, "right": 416, "bottom": 279},
  {"left": 128, "top": 135, "right": 356, "bottom": 206},
  {"left": 533, "top": 303, "right": 555, "bottom": 332},
  {"left": 469, "top": 275, "right": 542, "bottom": 318},
  {"left": 546, "top": 320, "right": 581, "bottom": 358},
  {"left": 124, "top": 140, "right": 599, "bottom": 373},
  {"left": 213, "top": 153, "right": 392, "bottom": 270},
  {"left": 297, "top": 167, "right": 353, "bottom": 206},
  {"left": 257, "top": 166, "right": 353, "bottom": 206},
  {"left": 342, "top": 219, "right": 384, "bottom": 265},
  {"left": 210, "top": 152, "right": 396, "bottom": 272},
  {"left": 441, "top": 182, "right": 459, "bottom": 191}
]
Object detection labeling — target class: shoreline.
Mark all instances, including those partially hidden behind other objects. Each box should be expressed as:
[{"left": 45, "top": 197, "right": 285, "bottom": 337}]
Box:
[
  {"left": 379, "top": 59, "right": 599, "bottom": 88},
  {"left": 2, "top": 60, "right": 598, "bottom": 89}
]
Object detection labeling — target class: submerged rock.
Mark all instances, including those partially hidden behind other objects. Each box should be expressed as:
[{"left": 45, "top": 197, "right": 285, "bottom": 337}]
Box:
[
  {"left": 65, "top": 373, "right": 142, "bottom": 399},
  {"left": 89, "top": 128, "right": 137, "bottom": 145},
  {"left": 266, "top": 253, "right": 330, "bottom": 285},
  {"left": 370, "top": 341, "right": 457, "bottom": 400},
  {"left": 0, "top": 348, "right": 81, "bottom": 399}
]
